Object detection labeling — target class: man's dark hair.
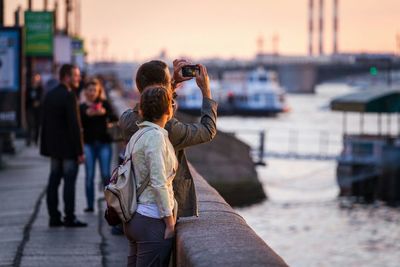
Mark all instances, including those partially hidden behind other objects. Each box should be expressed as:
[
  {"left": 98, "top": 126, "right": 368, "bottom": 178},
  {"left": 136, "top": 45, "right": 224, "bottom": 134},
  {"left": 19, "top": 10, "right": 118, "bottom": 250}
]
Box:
[
  {"left": 140, "top": 86, "right": 171, "bottom": 122},
  {"left": 136, "top": 60, "right": 169, "bottom": 93},
  {"left": 59, "top": 64, "right": 76, "bottom": 81}
]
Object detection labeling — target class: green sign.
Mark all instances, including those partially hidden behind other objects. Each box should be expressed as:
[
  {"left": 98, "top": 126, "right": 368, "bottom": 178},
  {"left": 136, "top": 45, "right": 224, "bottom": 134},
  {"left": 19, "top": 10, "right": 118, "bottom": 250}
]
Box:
[{"left": 24, "top": 11, "right": 54, "bottom": 56}]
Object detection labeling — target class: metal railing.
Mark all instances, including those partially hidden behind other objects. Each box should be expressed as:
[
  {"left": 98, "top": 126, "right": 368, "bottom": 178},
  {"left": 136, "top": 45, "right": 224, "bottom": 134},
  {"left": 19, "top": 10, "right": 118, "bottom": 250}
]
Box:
[{"left": 227, "top": 128, "right": 343, "bottom": 164}]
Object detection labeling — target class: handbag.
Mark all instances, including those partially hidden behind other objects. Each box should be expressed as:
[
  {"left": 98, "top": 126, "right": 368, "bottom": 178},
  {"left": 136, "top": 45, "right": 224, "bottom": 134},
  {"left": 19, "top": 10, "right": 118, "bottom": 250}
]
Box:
[{"left": 104, "top": 127, "right": 154, "bottom": 225}]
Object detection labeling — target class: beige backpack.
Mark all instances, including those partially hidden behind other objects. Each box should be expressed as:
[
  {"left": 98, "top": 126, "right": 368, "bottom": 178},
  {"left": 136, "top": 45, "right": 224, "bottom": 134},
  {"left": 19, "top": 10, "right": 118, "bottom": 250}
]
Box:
[{"left": 104, "top": 127, "right": 155, "bottom": 225}]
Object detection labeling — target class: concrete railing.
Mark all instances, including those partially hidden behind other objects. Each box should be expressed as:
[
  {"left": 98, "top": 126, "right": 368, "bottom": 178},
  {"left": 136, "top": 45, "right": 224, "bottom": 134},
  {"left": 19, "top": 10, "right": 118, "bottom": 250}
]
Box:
[
  {"left": 175, "top": 165, "right": 288, "bottom": 267},
  {"left": 110, "top": 90, "right": 287, "bottom": 266}
]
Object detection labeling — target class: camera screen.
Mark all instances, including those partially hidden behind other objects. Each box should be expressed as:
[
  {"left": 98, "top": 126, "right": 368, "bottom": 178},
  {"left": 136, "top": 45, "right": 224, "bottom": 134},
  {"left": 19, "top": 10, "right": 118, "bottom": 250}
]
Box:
[{"left": 182, "top": 65, "right": 199, "bottom": 77}]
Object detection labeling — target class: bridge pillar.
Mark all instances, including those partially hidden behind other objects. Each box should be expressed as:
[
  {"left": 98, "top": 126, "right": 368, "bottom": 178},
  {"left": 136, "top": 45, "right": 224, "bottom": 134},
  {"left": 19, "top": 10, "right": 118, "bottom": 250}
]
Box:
[{"left": 278, "top": 63, "right": 317, "bottom": 93}]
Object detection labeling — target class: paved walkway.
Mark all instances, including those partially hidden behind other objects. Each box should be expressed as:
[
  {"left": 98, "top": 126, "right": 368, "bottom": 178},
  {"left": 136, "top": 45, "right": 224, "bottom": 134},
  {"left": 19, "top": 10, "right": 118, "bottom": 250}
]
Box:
[{"left": 0, "top": 141, "right": 128, "bottom": 267}]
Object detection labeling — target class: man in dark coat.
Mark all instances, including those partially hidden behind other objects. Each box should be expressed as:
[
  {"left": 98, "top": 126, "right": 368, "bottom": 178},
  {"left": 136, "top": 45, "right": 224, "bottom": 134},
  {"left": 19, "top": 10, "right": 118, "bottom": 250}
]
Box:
[{"left": 40, "top": 64, "right": 87, "bottom": 227}]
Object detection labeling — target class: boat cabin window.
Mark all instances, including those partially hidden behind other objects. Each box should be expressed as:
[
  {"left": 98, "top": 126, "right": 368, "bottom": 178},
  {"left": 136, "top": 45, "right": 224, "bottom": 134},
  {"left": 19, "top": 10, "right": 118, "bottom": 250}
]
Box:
[
  {"left": 236, "top": 95, "right": 247, "bottom": 103},
  {"left": 352, "top": 142, "right": 374, "bottom": 157},
  {"left": 258, "top": 75, "right": 268, "bottom": 82},
  {"left": 253, "top": 94, "right": 261, "bottom": 102},
  {"left": 248, "top": 75, "right": 268, "bottom": 82}
]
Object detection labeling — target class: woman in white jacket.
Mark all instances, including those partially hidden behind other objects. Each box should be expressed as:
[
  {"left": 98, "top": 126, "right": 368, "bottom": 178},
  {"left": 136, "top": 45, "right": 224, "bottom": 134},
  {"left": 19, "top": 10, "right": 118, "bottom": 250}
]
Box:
[{"left": 124, "top": 86, "right": 177, "bottom": 267}]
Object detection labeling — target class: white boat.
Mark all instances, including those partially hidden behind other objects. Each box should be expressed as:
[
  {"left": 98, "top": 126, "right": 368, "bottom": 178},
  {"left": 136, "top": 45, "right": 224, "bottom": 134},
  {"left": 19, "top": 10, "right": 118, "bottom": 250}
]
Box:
[{"left": 176, "top": 67, "right": 289, "bottom": 116}]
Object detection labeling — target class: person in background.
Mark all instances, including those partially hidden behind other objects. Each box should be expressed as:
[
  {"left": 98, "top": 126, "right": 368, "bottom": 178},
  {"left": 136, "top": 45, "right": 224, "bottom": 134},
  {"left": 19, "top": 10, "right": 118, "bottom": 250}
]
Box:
[
  {"left": 123, "top": 86, "right": 177, "bottom": 267},
  {"left": 26, "top": 73, "right": 44, "bottom": 146},
  {"left": 40, "top": 64, "right": 87, "bottom": 227},
  {"left": 80, "top": 78, "right": 118, "bottom": 212}
]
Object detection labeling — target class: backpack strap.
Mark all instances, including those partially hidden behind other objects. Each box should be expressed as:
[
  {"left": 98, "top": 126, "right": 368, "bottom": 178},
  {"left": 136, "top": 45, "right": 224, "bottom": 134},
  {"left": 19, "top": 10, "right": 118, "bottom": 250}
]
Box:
[
  {"left": 125, "top": 127, "right": 155, "bottom": 160},
  {"left": 127, "top": 126, "right": 157, "bottom": 198},
  {"left": 136, "top": 175, "right": 150, "bottom": 197}
]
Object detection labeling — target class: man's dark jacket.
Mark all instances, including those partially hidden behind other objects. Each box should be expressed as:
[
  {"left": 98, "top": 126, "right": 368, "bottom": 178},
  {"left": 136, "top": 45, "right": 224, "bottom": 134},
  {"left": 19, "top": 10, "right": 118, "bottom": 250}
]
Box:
[{"left": 40, "top": 83, "right": 83, "bottom": 159}]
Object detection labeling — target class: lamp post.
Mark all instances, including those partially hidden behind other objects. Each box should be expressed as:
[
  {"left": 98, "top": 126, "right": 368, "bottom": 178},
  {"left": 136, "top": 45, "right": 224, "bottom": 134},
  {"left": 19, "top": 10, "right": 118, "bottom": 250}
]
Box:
[
  {"left": 14, "top": 5, "right": 21, "bottom": 26},
  {"left": 65, "top": 0, "right": 71, "bottom": 34},
  {"left": 0, "top": 0, "right": 4, "bottom": 26}
]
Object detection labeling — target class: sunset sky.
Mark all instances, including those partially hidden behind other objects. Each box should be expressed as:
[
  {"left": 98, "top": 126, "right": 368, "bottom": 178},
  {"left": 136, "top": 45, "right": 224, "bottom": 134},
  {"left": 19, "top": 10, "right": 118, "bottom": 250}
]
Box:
[{"left": 4, "top": 0, "right": 400, "bottom": 61}]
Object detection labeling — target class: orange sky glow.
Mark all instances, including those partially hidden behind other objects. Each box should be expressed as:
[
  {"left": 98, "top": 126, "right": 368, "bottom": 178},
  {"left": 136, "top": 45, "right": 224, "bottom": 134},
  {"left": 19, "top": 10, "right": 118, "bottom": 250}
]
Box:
[{"left": 5, "top": 0, "right": 400, "bottom": 61}]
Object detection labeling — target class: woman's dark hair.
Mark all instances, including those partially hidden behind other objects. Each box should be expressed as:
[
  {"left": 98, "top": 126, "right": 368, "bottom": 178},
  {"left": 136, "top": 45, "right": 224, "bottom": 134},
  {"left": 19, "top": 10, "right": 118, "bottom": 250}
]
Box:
[
  {"left": 140, "top": 86, "right": 172, "bottom": 122},
  {"left": 136, "top": 60, "right": 170, "bottom": 93}
]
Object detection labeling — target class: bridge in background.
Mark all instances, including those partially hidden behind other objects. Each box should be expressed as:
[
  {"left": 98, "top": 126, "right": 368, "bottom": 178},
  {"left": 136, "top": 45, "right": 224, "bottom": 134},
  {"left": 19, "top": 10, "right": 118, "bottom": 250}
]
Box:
[{"left": 204, "top": 53, "right": 400, "bottom": 93}]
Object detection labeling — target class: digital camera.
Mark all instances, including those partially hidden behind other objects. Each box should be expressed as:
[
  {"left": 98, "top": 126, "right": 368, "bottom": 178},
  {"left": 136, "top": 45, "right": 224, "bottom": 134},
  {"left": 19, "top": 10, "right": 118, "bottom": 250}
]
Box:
[{"left": 182, "top": 65, "right": 200, "bottom": 77}]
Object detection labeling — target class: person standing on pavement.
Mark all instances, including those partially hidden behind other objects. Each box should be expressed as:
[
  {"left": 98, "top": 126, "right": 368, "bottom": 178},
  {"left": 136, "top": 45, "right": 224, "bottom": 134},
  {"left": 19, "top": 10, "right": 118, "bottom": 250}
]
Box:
[
  {"left": 40, "top": 64, "right": 87, "bottom": 227},
  {"left": 119, "top": 59, "right": 217, "bottom": 219},
  {"left": 124, "top": 86, "right": 177, "bottom": 267},
  {"left": 25, "top": 73, "right": 44, "bottom": 146},
  {"left": 80, "top": 78, "right": 118, "bottom": 212}
]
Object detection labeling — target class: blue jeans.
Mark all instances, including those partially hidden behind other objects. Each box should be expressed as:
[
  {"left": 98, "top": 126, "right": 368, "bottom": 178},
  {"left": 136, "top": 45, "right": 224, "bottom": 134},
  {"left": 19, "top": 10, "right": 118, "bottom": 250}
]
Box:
[
  {"left": 84, "top": 142, "right": 112, "bottom": 209},
  {"left": 47, "top": 158, "right": 79, "bottom": 222}
]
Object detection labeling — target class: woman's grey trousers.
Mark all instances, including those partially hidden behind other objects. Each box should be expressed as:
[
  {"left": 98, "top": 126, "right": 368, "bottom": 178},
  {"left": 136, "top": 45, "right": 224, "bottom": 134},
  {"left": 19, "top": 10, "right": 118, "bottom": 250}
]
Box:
[{"left": 123, "top": 212, "right": 174, "bottom": 267}]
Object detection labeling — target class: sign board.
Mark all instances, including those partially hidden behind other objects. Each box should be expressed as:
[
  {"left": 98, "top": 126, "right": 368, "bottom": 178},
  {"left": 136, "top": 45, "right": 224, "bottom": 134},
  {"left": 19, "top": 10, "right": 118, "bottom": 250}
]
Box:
[
  {"left": 71, "top": 38, "right": 85, "bottom": 69},
  {"left": 0, "top": 28, "right": 22, "bottom": 131},
  {"left": 71, "top": 38, "right": 84, "bottom": 54},
  {"left": 24, "top": 11, "right": 54, "bottom": 56},
  {"left": 54, "top": 35, "right": 71, "bottom": 64}
]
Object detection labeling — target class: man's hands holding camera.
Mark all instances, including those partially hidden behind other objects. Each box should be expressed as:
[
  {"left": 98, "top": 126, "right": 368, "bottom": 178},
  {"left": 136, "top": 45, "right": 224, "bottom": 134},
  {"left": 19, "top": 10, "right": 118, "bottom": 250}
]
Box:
[
  {"left": 172, "top": 59, "right": 212, "bottom": 99},
  {"left": 172, "top": 59, "right": 192, "bottom": 87}
]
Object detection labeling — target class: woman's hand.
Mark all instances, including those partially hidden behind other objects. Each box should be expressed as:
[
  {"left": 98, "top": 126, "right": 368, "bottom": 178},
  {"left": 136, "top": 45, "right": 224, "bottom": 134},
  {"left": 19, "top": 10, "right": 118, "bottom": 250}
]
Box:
[
  {"left": 77, "top": 154, "right": 85, "bottom": 164},
  {"left": 95, "top": 107, "right": 106, "bottom": 115},
  {"left": 164, "top": 225, "right": 175, "bottom": 239},
  {"left": 86, "top": 107, "right": 106, "bottom": 116},
  {"left": 163, "top": 215, "right": 176, "bottom": 239}
]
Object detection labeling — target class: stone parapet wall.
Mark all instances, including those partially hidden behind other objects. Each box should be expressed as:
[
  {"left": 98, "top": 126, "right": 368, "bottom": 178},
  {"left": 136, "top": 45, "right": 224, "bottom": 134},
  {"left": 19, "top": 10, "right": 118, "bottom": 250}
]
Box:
[{"left": 175, "top": 165, "right": 287, "bottom": 267}]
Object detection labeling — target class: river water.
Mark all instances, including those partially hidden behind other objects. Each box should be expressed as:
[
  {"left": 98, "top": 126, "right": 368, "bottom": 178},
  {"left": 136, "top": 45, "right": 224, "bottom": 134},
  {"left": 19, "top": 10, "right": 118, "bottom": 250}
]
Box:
[{"left": 217, "top": 83, "right": 400, "bottom": 267}]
